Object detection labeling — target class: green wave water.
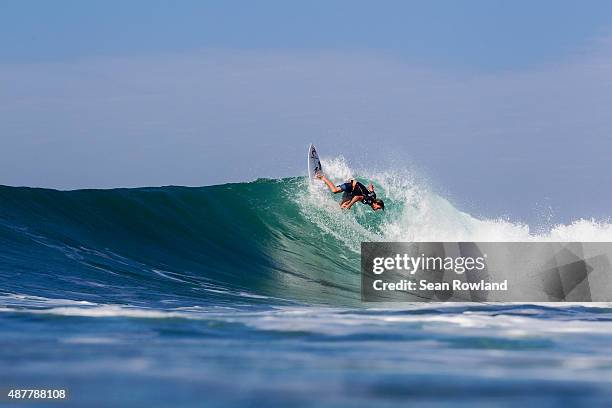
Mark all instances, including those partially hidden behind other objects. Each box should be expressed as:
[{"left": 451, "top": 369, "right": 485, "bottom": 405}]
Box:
[{"left": 0, "top": 178, "right": 364, "bottom": 306}]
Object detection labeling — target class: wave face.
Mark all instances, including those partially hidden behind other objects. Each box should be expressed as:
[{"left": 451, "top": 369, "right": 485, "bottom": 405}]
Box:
[{"left": 2, "top": 157, "right": 612, "bottom": 307}]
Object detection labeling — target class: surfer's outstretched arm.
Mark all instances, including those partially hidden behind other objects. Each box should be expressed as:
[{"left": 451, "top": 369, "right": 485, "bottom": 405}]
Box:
[{"left": 317, "top": 174, "right": 342, "bottom": 193}]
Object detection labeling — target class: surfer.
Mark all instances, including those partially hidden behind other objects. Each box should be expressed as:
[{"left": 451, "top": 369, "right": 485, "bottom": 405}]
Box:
[{"left": 316, "top": 173, "right": 385, "bottom": 211}]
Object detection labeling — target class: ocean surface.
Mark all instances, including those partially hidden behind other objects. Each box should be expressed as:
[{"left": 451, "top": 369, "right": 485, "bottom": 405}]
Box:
[{"left": 2, "top": 158, "right": 612, "bottom": 407}]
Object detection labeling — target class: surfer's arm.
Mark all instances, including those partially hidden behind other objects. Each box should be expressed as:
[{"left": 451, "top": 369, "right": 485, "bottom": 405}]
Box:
[
  {"left": 343, "top": 195, "right": 363, "bottom": 209},
  {"left": 368, "top": 183, "right": 374, "bottom": 192},
  {"left": 319, "top": 175, "right": 342, "bottom": 193}
]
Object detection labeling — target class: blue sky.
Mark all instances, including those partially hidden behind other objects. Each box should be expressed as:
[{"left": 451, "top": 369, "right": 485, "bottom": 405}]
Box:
[
  {"left": 2, "top": 1, "right": 612, "bottom": 223},
  {"left": 3, "top": 1, "right": 612, "bottom": 69}
]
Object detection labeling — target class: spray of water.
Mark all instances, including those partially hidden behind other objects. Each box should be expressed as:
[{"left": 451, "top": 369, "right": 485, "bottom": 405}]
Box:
[{"left": 297, "top": 156, "right": 612, "bottom": 254}]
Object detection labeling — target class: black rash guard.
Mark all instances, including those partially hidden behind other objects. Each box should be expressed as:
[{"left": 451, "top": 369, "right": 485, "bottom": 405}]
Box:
[{"left": 338, "top": 180, "right": 377, "bottom": 205}]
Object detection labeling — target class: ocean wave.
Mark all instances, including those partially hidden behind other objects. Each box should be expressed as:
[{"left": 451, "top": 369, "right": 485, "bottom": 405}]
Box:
[{"left": 2, "top": 157, "right": 612, "bottom": 306}]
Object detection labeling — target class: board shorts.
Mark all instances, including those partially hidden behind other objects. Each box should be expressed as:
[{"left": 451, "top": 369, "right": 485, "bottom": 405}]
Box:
[{"left": 337, "top": 182, "right": 354, "bottom": 203}]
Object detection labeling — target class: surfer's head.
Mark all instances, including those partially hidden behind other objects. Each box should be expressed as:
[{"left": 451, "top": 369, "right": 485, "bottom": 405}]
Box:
[{"left": 371, "top": 199, "right": 385, "bottom": 211}]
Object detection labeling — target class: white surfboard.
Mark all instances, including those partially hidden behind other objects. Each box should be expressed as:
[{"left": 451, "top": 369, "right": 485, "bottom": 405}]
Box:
[{"left": 307, "top": 144, "right": 322, "bottom": 182}]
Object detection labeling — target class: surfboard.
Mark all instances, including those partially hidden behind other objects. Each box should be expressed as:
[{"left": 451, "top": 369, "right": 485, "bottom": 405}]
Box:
[{"left": 307, "top": 144, "right": 322, "bottom": 182}]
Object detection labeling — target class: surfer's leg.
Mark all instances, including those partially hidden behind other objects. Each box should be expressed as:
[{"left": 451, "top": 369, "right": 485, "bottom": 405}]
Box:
[{"left": 319, "top": 175, "right": 342, "bottom": 193}]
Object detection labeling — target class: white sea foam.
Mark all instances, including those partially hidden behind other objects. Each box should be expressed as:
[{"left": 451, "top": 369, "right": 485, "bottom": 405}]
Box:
[
  {"left": 299, "top": 155, "right": 612, "bottom": 250},
  {"left": 3, "top": 294, "right": 612, "bottom": 349}
]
